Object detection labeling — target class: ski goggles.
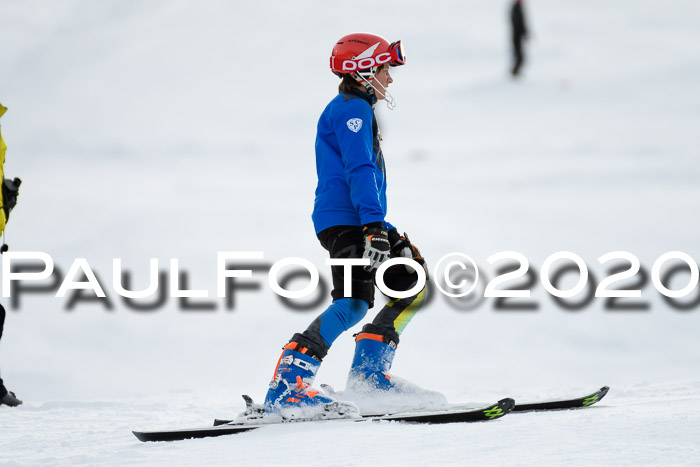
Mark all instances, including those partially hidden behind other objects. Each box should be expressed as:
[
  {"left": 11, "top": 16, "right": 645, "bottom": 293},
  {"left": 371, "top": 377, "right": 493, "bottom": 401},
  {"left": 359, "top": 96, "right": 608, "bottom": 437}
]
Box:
[{"left": 388, "top": 40, "right": 406, "bottom": 66}]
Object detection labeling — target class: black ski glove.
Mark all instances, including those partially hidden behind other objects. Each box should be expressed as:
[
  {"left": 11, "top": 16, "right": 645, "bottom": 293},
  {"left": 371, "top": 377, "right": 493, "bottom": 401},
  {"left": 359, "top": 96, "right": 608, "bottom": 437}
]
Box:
[
  {"left": 362, "top": 223, "right": 391, "bottom": 272},
  {"left": 388, "top": 229, "right": 429, "bottom": 279}
]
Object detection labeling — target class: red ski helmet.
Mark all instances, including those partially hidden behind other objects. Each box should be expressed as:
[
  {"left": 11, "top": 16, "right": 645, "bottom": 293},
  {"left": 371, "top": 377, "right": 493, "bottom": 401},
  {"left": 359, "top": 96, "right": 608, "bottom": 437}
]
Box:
[{"left": 330, "top": 32, "right": 405, "bottom": 81}]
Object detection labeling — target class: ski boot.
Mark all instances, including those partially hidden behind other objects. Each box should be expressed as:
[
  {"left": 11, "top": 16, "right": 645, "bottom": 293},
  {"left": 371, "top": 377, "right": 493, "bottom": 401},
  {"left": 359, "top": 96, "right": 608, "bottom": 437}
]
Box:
[
  {"left": 263, "top": 341, "right": 358, "bottom": 421},
  {"left": 345, "top": 324, "right": 447, "bottom": 414}
]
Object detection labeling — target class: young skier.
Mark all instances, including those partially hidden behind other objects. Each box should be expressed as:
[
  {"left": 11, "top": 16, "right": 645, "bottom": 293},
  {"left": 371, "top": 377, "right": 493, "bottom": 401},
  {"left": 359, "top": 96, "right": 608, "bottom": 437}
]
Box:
[{"left": 261, "top": 33, "right": 442, "bottom": 419}]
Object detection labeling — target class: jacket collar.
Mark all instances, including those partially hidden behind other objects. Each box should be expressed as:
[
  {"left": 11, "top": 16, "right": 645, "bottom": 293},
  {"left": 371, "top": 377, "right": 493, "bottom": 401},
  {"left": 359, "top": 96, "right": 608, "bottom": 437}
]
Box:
[{"left": 343, "top": 87, "right": 377, "bottom": 107}]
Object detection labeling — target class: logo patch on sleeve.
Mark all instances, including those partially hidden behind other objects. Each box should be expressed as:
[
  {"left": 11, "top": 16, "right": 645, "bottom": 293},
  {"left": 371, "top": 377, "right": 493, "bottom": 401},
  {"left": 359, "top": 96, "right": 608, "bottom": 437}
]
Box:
[{"left": 346, "top": 118, "right": 363, "bottom": 133}]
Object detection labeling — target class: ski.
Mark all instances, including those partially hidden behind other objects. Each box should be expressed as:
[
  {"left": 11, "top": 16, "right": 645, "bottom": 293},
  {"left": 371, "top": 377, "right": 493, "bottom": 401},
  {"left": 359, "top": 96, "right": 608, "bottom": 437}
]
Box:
[
  {"left": 213, "top": 385, "right": 609, "bottom": 426},
  {"left": 133, "top": 398, "right": 514, "bottom": 442},
  {"left": 134, "top": 386, "right": 609, "bottom": 442},
  {"left": 512, "top": 385, "right": 609, "bottom": 413}
]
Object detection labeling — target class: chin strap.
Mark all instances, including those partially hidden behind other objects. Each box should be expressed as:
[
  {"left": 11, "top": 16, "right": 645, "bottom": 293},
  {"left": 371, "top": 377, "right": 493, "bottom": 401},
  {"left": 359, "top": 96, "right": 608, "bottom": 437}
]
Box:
[{"left": 355, "top": 71, "right": 397, "bottom": 110}]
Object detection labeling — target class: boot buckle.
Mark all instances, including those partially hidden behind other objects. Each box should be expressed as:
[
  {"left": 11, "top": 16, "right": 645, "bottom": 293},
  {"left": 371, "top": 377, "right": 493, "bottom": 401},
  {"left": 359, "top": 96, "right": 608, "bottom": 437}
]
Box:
[{"left": 293, "top": 358, "right": 315, "bottom": 371}]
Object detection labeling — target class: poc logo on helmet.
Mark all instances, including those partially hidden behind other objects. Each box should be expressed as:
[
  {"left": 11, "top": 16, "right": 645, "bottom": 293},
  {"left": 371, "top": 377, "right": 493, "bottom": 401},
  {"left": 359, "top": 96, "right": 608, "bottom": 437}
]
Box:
[{"left": 342, "top": 53, "right": 392, "bottom": 71}]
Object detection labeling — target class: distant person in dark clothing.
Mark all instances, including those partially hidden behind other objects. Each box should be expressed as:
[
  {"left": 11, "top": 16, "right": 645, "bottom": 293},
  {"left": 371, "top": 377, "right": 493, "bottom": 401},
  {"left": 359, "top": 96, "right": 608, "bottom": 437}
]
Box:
[{"left": 510, "top": 0, "right": 529, "bottom": 77}]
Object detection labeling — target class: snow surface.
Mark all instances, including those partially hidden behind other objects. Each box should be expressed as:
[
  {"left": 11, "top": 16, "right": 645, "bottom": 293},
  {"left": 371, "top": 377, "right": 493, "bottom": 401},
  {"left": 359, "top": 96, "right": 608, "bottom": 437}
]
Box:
[{"left": 1, "top": 0, "right": 700, "bottom": 465}]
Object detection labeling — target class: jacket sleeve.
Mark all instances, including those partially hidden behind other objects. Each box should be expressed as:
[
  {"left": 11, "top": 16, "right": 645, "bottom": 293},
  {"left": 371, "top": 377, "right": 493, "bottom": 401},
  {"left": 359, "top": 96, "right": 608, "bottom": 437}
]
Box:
[{"left": 332, "top": 99, "right": 386, "bottom": 226}]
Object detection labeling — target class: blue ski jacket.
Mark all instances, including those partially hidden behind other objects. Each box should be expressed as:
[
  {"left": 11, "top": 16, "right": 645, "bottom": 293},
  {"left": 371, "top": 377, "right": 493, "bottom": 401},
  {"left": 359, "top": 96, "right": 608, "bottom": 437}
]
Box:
[{"left": 312, "top": 89, "right": 394, "bottom": 234}]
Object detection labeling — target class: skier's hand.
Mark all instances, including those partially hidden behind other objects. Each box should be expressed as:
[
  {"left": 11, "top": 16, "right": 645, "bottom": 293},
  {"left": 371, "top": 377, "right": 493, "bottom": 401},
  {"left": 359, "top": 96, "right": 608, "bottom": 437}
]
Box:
[
  {"left": 388, "top": 229, "right": 412, "bottom": 258},
  {"left": 388, "top": 229, "right": 430, "bottom": 279},
  {"left": 362, "top": 223, "right": 391, "bottom": 272}
]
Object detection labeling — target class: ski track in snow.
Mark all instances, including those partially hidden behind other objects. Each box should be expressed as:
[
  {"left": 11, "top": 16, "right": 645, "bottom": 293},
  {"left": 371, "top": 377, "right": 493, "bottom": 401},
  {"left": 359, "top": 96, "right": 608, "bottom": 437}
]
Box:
[{"left": 1, "top": 0, "right": 700, "bottom": 465}]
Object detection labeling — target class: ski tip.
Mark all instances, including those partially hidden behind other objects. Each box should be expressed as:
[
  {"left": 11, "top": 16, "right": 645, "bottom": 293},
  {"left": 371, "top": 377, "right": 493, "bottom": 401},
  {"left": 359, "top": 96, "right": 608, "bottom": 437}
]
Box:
[
  {"left": 242, "top": 394, "right": 254, "bottom": 406},
  {"left": 499, "top": 397, "right": 516, "bottom": 409},
  {"left": 132, "top": 431, "right": 151, "bottom": 442},
  {"left": 582, "top": 386, "right": 610, "bottom": 407}
]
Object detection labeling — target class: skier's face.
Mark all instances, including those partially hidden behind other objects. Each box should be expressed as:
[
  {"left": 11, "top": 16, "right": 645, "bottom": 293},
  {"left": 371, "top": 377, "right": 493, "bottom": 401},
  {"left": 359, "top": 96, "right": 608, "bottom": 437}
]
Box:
[{"left": 373, "top": 65, "right": 393, "bottom": 100}]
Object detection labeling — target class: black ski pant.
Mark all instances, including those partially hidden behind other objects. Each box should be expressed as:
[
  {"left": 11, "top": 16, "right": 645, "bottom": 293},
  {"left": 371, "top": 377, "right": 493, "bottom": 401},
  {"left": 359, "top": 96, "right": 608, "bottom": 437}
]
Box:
[{"left": 291, "top": 226, "right": 426, "bottom": 359}]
